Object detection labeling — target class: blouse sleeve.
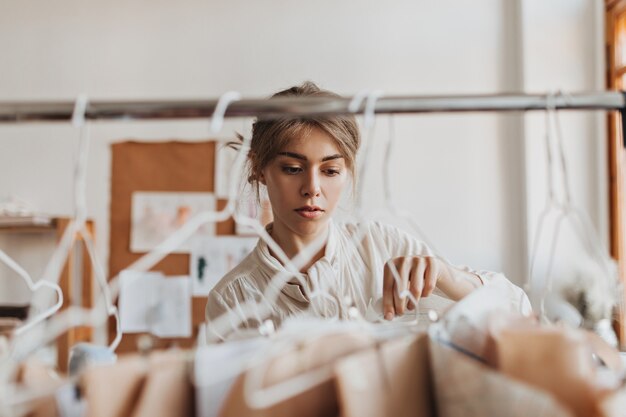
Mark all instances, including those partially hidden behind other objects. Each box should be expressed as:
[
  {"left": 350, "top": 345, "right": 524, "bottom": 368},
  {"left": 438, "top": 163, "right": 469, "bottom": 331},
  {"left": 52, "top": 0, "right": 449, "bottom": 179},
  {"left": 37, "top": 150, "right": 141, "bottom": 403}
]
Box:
[
  {"left": 375, "top": 221, "right": 489, "bottom": 279},
  {"left": 373, "top": 221, "right": 435, "bottom": 258},
  {"left": 205, "top": 278, "right": 267, "bottom": 343},
  {"left": 372, "top": 222, "right": 532, "bottom": 314}
]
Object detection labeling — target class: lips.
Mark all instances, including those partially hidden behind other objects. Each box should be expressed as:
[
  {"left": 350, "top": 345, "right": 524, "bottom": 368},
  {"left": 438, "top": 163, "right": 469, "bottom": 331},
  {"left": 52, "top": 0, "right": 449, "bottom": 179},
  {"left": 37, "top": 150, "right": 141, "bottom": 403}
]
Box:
[
  {"left": 295, "top": 205, "right": 323, "bottom": 212},
  {"left": 294, "top": 205, "right": 324, "bottom": 219}
]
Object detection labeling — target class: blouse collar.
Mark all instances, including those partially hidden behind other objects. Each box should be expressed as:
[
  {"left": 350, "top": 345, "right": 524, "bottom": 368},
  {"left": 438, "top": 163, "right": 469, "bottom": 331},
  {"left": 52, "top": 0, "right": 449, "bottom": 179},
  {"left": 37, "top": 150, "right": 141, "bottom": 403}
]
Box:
[{"left": 253, "top": 220, "right": 338, "bottom": 301}]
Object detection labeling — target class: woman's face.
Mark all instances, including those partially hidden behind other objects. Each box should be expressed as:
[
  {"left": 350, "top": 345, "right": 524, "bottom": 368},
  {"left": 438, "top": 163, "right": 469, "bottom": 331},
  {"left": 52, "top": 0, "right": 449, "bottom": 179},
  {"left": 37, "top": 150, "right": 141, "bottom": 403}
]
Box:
[{"left": 261, "top": 127, "right": 349, "bottom": 239}]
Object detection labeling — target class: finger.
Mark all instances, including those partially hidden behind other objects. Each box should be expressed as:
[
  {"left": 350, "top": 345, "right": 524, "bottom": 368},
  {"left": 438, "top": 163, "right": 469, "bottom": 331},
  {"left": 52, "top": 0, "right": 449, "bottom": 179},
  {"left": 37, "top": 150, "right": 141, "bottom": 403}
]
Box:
[
  {"left": 422, "top": 257, "right": 439, "bottom": 298},
  {"left": 393, "top": 259, "right": 410, "bottom": 315},
  {"left": 383, "top": 261, "right": 396, "bottom": 320},
  {"left": 409, "top": 257, "right": 426, "bottom": 305},
  {"left": 407, "top": 299, "right": 415, "bottom": 311}
]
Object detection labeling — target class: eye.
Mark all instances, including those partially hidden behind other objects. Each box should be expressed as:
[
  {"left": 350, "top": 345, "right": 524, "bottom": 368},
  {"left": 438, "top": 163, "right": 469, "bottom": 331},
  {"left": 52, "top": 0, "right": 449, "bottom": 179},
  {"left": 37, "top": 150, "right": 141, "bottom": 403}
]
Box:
[
  {"left": 281, "top": 166, "right": 303, "bottom": 175},
  {"left": 323, "top": 168, "right": 342, "bottom": 177}
]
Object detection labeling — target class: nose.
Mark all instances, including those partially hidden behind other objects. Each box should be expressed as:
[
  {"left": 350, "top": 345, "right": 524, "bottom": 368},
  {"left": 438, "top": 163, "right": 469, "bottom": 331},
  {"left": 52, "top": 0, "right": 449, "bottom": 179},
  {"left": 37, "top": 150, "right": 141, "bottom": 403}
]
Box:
[{"left": 301, "top": 170, "right": 321, "bottom": 198}]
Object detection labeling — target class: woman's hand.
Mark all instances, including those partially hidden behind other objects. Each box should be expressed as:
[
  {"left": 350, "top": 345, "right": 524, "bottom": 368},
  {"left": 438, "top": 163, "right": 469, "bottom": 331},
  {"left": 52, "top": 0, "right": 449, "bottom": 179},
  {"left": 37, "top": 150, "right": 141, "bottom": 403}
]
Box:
[
  {"left": 383, "top": 256, "right": 443, "bottom": 320},
  {"left": 383, "top": 256, "right": 482, "bottom": 320}
]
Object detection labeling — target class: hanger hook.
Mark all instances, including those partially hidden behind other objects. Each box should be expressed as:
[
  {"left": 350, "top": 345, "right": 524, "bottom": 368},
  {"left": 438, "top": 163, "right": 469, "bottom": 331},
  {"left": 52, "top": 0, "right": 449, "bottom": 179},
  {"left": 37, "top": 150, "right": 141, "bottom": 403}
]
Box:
[
  {"left": 72, "top": 94, "right": 89, "bottom": 128},
  {"left": 349, "top": 89, "right": 383, "bottom": 130},
  {"left": 210, "top": 91, "right": 241, "bottom": 134},
  {"left": 352, "top": 90, "right": 384, "bottom": 212}
]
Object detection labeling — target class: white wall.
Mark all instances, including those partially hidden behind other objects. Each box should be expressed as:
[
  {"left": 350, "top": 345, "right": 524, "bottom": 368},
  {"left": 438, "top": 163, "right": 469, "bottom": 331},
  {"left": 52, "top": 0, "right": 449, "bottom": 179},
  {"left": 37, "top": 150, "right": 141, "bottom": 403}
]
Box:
[{"left": 0, "top": 1, "right": 606, "bottom": 306}]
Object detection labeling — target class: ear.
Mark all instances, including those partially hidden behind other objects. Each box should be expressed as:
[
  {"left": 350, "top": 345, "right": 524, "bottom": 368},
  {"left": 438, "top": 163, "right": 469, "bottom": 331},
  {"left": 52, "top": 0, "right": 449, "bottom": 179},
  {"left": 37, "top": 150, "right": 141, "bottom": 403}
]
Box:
[
  {"left": 258, "top": 171, "right": 267, "bottom": 185},
  {"left": 248, "top": 151, "right": 266, "bottom": 185}
]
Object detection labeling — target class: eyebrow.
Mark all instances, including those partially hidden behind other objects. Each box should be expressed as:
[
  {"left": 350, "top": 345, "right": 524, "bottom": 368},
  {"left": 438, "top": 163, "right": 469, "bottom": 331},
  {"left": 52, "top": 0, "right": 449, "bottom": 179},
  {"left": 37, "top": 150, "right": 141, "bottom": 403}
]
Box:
[{"left": 278, "top": 152, "right": 344, "bottom": 162}]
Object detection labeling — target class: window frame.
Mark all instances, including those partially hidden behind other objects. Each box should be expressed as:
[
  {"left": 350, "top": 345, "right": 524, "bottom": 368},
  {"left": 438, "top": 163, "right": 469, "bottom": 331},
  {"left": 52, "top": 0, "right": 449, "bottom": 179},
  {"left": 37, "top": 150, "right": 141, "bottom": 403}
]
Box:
[{"left": 606, "top": 0, "right": 626, "bottom": 347}]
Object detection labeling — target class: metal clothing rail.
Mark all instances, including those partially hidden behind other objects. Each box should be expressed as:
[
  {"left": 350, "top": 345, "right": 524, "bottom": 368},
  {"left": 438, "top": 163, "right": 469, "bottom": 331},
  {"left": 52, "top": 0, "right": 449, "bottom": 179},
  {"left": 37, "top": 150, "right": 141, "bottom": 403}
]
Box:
[
  {"left": 2, "top": 91, "right": 626, "bottom": 145},
  {"left": 0, "top": 91, "right": 625, "bottom": 122}
]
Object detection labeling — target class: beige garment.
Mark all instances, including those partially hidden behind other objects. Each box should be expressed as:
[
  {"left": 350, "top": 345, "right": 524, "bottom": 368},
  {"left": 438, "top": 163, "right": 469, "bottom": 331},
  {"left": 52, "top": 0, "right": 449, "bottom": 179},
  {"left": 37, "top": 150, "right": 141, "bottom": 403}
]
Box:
[
  {"left": 495, "top": 325, "right": 617, "bottom": 417},
  {"left": 428, "top": 337, "right": 574, "bottom": 417},
  {"left": 335, "top": 333, "right": 434, "bottom": 417},
  {"left": 205, "top": 221, "right": 522, "bottom": 342},
  {"left": 14, "top": 359, "right": 63, "bottom": 417},
  {"left": 219, "top": 331, "right": 375, "bottom": 417},
  {"left": 83, "top": 350, "right": 192, "bottom": 417}
]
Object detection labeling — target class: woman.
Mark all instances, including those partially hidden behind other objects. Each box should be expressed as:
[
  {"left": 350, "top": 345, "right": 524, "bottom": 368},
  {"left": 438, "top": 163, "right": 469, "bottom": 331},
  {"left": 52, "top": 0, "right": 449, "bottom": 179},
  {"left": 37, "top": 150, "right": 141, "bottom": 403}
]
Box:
[{"left": 205, "top": 82, "right": 527, "bottom": 341}]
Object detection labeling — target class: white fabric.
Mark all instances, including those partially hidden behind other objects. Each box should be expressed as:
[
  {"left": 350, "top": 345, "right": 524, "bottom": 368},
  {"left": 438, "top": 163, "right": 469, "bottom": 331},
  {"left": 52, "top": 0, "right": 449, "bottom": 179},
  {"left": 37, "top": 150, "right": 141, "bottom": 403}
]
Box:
[
  {"left": 194, "top": 338, "right": 269, "bottom": 417},
  {"left": 205, "top": 221, "right": 527, "bottom": 342}
]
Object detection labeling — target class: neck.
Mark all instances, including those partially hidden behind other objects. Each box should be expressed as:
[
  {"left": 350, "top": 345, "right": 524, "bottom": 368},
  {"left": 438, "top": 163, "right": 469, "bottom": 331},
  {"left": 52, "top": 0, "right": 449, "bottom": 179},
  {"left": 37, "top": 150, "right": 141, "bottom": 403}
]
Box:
[{"left": 269, "top": 221, "right": 329, "bottom": 273}]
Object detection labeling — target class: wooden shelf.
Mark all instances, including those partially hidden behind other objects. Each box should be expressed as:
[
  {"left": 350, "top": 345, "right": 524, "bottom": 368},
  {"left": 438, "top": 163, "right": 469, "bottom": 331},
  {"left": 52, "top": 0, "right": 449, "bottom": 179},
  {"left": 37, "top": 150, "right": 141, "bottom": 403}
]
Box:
[{"left": 0, "top": 216, "right": 56, "bottom": 232}]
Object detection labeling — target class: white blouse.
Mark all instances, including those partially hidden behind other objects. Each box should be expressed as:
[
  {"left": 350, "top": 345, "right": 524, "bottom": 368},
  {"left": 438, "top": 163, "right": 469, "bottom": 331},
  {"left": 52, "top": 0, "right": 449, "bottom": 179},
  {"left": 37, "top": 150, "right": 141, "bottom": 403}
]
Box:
[{"left": 205, "top": 221, "right": 528, "bottom": 342}]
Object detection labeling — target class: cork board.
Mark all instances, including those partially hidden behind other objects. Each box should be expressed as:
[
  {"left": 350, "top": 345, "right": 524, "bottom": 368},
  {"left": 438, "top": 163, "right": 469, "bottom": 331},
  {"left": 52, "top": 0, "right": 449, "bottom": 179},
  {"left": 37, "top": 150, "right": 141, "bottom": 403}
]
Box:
[{"left": 109, "top": 141, "right": 235, "bottom": 353}]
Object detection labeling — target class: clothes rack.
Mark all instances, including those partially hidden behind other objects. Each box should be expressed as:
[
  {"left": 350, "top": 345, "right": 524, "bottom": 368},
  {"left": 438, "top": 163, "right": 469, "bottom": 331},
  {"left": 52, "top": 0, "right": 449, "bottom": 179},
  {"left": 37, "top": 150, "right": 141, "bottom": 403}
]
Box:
[
  {"left": 0, "top": 91, "right": 623, "bottom": 119},
  {"left": 2, "top": 91, "right": 625, "bottom": 145}
]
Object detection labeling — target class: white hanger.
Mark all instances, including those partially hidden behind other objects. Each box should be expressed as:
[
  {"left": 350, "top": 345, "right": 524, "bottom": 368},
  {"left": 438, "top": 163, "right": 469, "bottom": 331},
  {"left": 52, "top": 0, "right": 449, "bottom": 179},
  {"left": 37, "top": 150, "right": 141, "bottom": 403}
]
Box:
[
  {"left": 378, "top": 113, "right": 487, "bottom": 326},
  {"left": 69, "top": 95, "right": 122, "bottom": 351},
  {"left": 0, "top": 96, "right": 101, "bottom": 340},
  {"left": 0, "top": 95, "right": 122, "bottom": 382},
  {"left": 89, "top": 90, "right": 329, "bottom": 340},
  {"left": 207, "top": 89, "right": 404, "bottom": 339},
  {"left": 527, "top": 91, "right": 614, "bottom": 324},
  {"left": 206, "top": 94, "right": 354, "bottom": 340},
  {"left": 73, "top": 95, "right": 122, "bottom": 351},
  {"left": 100, "top": 91, "right": 306, "bottom": 340},
  {"left": 0, "top": 96, "right": 102, "bottom": 415},
  {"left": 0, "top": 250, "right": 63, "bottom": 337},
  {"left": 7, "top": 94, "right": 96, "bottom": 338},
  {"left": 237, "top": 92, "right": 439, "bottom": 409},
  {"left": 208, "top": 89, "right": 435, "bottom": 341},
  {"left": 241, "top": 314, "right": 423, "bottom": 410},
  {"left": 210, "top": 91, "right": 241, "bottom": 134},
  {"left": 381, "top": 115, "right": 442, "bottom": 256},
  {"left": 108, "top": 91, "right": 246, "bottom": 278},
  {"left": 0, "top": 91, "right": 254, "bottom": 413},
  {"left": 206, "top": 217, "right": 330, "bottom": 341},
  {"left": 352, "top": 91, "right": 426, "bottom": 323},
  {"left": 194, "top": 319, "right": 388, "bottom": 413},
  {"left": 242, "top": 319, "right": 367, "bottom": 409},
  {"left": 349, "top": 89, "right": 384, "bottom": 212}
]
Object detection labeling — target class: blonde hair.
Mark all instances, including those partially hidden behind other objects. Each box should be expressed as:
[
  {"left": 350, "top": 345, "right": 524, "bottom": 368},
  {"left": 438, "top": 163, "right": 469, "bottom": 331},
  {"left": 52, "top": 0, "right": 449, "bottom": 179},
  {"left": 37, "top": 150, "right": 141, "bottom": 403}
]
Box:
[{"left": 231, "top": 81, "right": 361, "bottom": 199}]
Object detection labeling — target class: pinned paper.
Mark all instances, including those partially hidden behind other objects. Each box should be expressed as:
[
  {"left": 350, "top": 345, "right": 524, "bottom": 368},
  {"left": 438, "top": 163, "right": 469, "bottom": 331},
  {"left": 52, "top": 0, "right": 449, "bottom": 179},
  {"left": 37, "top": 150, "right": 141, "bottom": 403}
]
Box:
[
  {"left": 119, "top": 270, "right": 192, "bottom": 337},
  {"left": 235, "top": 198, "right": 273, "bottom": 235},
  {"left": 130, "top": 192, "right": 216, "bottom": 253},
  {"left": 153, "top": 276, "right": 192, "bottom": 338},
  {"left": 119, "top": 270, "right": 163, "bottom": 333},
  {"left": 190, "top": 237, "right": 257, "bottom": 296}
]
